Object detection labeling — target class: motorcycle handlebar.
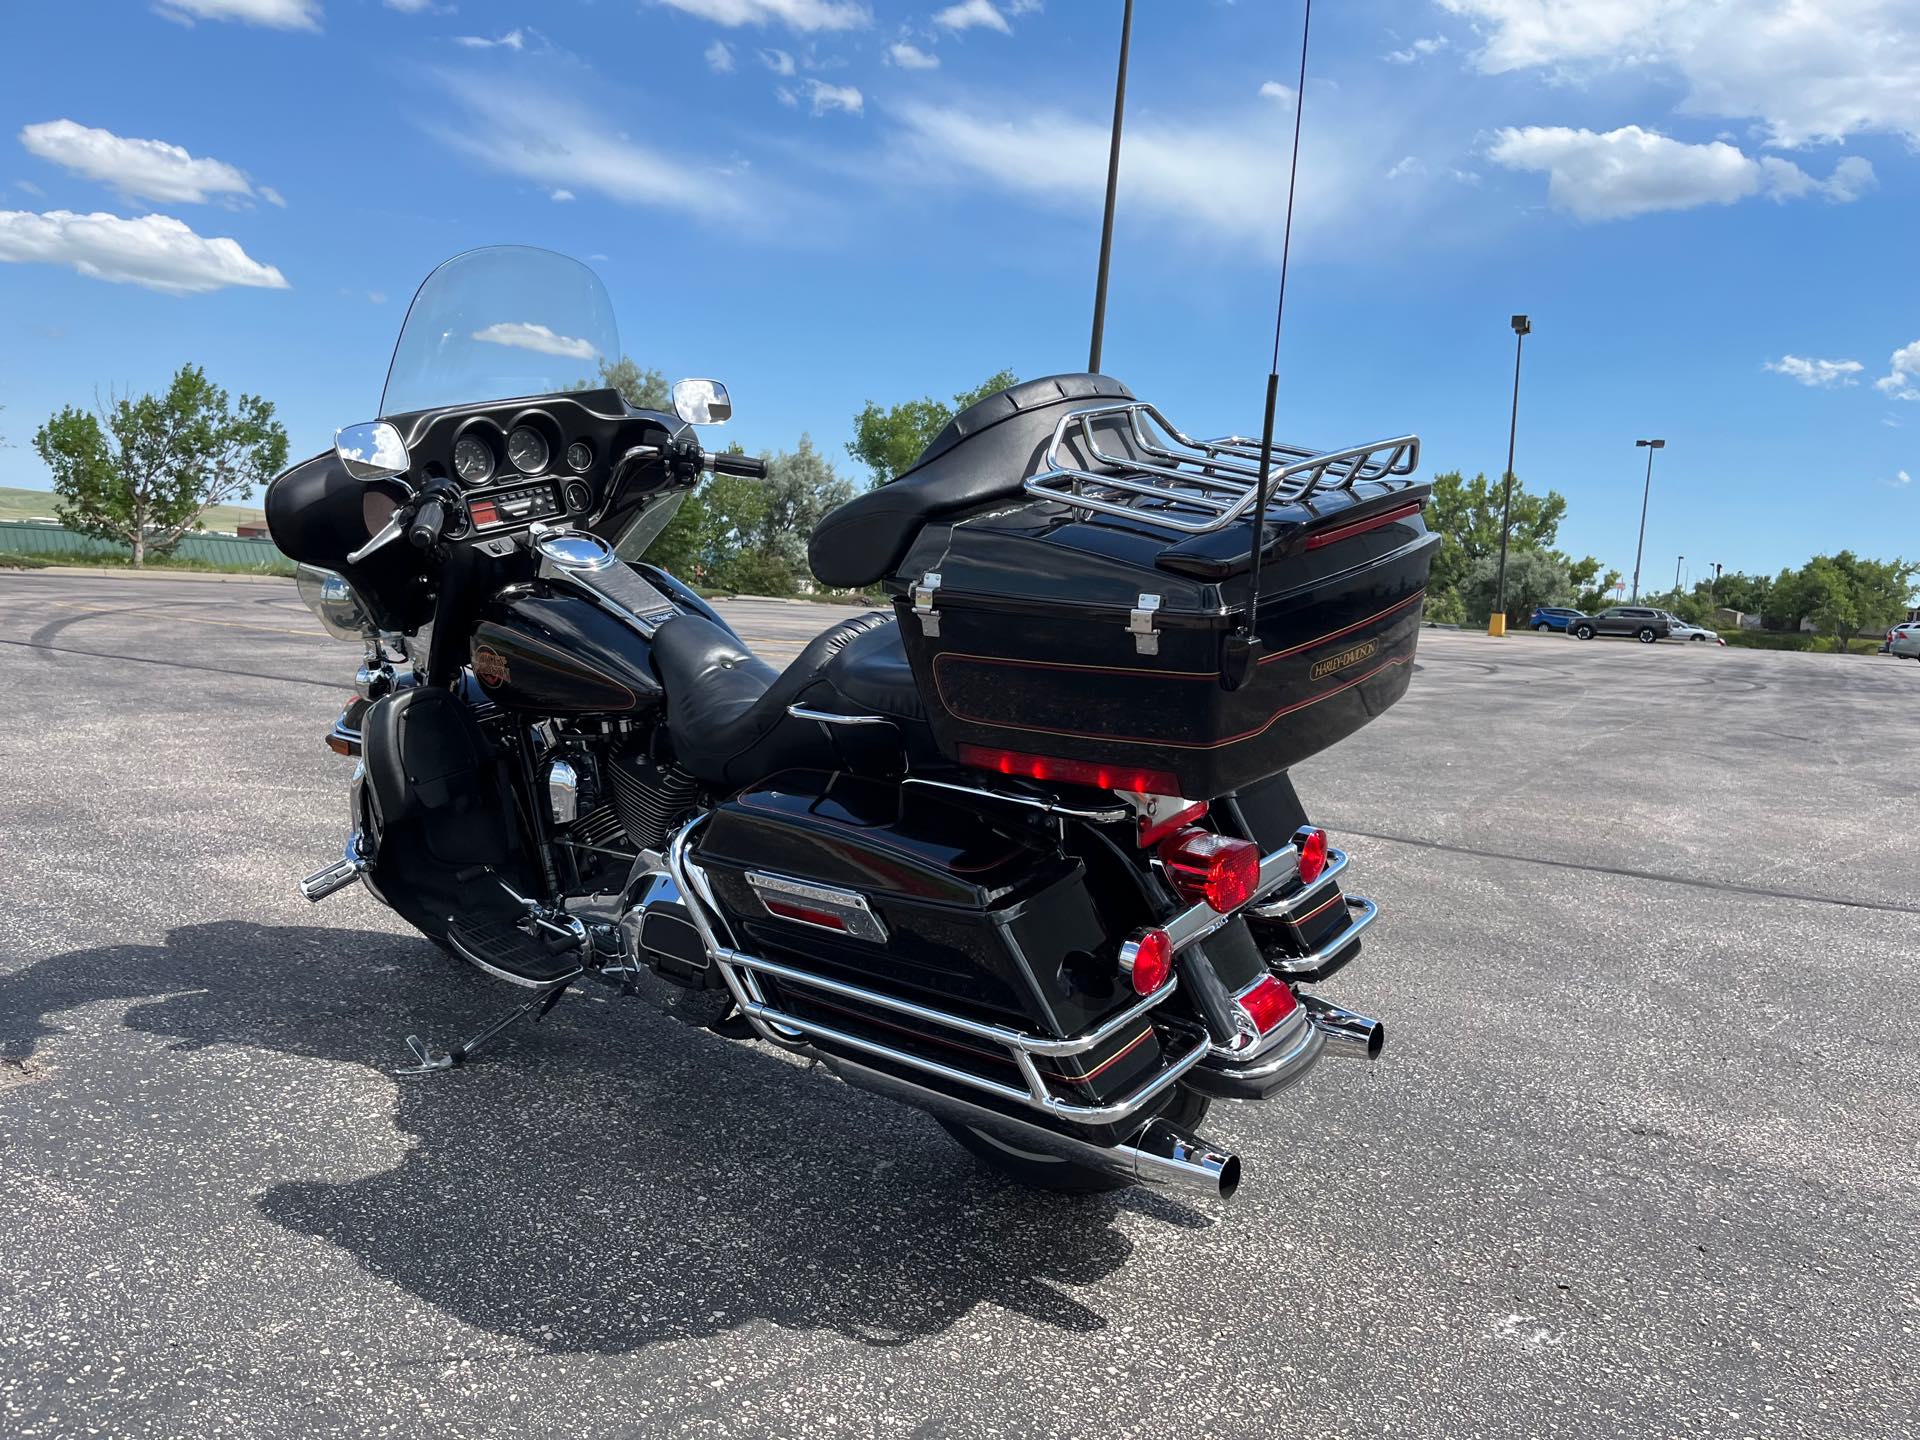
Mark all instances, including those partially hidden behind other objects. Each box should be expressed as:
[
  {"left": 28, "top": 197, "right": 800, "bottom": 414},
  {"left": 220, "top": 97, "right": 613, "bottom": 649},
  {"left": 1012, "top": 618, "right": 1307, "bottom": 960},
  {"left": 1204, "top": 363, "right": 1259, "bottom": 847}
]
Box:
[
  {"left": 706, "top": 450, "right": 769, "bottom": 480},
  {"left": 408, "top": 497, "right": 448, "bottom": 549}
]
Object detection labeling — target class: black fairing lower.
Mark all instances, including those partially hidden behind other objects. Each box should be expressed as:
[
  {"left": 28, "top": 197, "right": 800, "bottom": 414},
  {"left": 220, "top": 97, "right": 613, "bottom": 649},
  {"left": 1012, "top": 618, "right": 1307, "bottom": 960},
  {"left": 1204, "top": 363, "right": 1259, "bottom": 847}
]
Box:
[
  {"left": 359, "top": 687, "right": 537, "bottom": 940},
  {"left": 264, "top": 449, "right": 432, "bottom": 633}
]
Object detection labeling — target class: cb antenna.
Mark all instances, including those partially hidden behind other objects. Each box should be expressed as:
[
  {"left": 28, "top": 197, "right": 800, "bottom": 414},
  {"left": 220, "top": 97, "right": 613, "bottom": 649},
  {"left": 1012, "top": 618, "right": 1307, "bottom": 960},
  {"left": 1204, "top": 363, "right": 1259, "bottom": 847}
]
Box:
[{"left": 1224, "top": 0, "right": 1314, "bottom": 691}]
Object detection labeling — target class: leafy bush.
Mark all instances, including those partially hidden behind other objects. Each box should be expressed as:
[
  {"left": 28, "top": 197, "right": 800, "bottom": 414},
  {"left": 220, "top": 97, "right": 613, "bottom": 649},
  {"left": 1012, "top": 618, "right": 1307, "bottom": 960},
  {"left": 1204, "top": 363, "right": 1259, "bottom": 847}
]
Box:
[{"left": 1717, "top": 630, "right": 1878, "bottom": 654}]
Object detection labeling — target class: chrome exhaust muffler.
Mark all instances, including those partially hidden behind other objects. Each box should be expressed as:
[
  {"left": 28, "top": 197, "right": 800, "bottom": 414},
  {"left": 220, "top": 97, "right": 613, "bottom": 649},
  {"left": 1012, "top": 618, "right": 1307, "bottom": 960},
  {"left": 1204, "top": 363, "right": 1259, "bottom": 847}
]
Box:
[
  {"left": 1126, "top": 1119, "right": 1241, "bottom": 1200},
  {"left": 1299, "top": 993, "right": 1386, "bottom": 1061},
  {"left": 822, "top": 1055, "right": 1243, "bottom": 1202}
]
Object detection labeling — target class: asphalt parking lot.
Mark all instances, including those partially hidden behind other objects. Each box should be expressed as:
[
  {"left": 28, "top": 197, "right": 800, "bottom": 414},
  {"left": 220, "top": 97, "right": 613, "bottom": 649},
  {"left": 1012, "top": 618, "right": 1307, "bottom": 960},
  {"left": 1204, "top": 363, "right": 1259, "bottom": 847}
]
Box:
[{"left": 2, "top": 570, "right": 1916, "bottom": 1439}]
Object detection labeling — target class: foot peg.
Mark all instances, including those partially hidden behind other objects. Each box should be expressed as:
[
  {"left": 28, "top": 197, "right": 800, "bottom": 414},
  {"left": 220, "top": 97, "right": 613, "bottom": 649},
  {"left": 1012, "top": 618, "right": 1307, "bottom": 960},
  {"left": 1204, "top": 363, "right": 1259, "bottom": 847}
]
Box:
[{"left": 301, "top": 834, "right": 369, "bottom": 902}]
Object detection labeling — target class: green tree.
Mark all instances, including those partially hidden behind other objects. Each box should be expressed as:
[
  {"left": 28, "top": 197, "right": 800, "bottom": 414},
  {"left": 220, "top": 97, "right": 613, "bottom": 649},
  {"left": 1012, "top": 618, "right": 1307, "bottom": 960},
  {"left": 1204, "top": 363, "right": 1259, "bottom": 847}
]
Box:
[
  {"left": 1768, "top": 551, "right": 1917, "bottom": 649},
  {"left": 569, "top": 356, "right": 671, "bottom": 411},
  {"left": 33, "top": 364, "right": 288, "bottom": 566},
  {"left": 847, "top": 370, "right": 1018, "bottom": 486},
  {"left": 1460, "top": 547, "right": 1573, "bottom": 624},
  {"left": 1563, "top": 553, "right": 1624, "bottom": 614}
]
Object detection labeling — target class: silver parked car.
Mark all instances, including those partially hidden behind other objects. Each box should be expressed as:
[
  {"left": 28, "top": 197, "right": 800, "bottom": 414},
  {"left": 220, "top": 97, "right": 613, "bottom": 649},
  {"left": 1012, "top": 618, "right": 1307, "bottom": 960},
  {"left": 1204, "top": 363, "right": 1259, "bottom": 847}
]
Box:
[
  {"left": 1887, "top": 621, "right": 1920, "bottom": 658},
  {"left": 1659, "top": 612, "right": 1723, "bottom": 644}
]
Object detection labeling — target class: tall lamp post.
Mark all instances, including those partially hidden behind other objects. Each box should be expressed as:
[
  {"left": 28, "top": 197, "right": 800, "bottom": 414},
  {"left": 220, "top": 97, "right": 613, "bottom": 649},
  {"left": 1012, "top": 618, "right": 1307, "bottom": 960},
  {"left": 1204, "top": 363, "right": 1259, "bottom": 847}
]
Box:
[
  {"left": 1087, "top": 0, "right": 1135, "bottom": 373},
  {"left": 1630, "top": 438, "right": 1665, "bottom": 603},
  {"left": 1490, "top": 313, "right": 1531, "bottom": 636},
  {"left": 1675, "top": 554, "right": 1685, "bottom": 596}
]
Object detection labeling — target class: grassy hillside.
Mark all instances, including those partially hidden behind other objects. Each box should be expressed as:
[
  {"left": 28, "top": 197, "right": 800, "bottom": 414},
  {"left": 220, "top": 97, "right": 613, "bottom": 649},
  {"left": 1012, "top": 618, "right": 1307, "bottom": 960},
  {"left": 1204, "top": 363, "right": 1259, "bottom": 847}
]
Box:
[{"left": 0, "top": 485, "right": 266, "bottom": 533}]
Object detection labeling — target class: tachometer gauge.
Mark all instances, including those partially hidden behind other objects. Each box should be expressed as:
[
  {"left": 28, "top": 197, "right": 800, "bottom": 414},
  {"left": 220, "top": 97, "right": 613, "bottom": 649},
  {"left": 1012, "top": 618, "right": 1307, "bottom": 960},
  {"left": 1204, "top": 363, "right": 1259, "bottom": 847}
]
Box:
[
  {"left": 453, "top": 435, "right": 494, "bottom": 486},
  {"left": 508, "top": 426, "right": 549, "bottom": 474}
]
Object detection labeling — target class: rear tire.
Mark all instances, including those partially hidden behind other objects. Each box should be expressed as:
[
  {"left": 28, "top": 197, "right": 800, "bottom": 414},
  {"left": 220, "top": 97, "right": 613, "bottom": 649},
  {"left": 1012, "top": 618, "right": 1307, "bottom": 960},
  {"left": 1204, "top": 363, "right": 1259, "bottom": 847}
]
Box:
[
  {"left": 1637, "top": 628, "right": 1658, "bottom": 643},
  {"left": 1574, "top": 624, "right": 1596, "bottom": 640},
  {"left": 1535, "top": 623, "right": 1551, "bottom": 632},
  {"left": 939, "top": 1089, "right": 1212, "bottom": 1194}
]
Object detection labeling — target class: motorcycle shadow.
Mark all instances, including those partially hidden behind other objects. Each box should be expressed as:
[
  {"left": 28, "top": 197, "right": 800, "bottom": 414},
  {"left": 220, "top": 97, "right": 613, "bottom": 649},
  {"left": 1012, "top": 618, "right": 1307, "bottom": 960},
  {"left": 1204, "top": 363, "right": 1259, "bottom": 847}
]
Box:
[{"left": 2, "top": 920, "right": 1203, "bottom": 1356}]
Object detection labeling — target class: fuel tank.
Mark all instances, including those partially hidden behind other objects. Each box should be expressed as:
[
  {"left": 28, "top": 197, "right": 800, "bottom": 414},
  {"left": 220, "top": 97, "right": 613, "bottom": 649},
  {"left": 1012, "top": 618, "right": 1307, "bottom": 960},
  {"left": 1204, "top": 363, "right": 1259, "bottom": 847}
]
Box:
[{"left": 469, "top": 583, "right": 662, "bottom": 716}]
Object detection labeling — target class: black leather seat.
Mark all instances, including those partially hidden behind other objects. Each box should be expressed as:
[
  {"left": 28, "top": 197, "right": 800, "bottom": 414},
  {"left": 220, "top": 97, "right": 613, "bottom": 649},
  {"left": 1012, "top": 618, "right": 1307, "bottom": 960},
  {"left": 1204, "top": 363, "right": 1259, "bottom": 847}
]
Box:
[
  {"left": 808, "top": 373, "right": 1133, "bottom": 590},
  {"left": 651, "top": 610, "right": 925, "bottom": 789}
]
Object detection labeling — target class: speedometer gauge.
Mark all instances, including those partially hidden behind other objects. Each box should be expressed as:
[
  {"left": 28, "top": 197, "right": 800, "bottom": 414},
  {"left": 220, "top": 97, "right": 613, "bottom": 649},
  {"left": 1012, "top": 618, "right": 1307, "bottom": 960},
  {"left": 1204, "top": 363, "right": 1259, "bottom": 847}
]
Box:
[
  {"left": 508, "top": 426, "right": 549, "bottom": 474},
  {"left": 453, "top": 435, "right": 494, "bottom": 485}
]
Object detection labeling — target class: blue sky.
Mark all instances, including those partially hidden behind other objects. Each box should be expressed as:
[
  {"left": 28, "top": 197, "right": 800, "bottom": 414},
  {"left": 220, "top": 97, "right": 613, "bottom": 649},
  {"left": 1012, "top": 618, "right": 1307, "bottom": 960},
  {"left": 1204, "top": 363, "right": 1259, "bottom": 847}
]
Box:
[{"left": 1, "top": 0, "right": 1914, "bottom": 585}]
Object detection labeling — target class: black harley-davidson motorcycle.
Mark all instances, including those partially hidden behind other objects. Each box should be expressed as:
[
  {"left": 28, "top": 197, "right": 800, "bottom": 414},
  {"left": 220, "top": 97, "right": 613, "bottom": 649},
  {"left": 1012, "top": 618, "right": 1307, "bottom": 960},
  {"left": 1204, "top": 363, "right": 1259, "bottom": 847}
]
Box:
[{"left": 272, "top": 245, "right": 1434, "bottom": 1202}]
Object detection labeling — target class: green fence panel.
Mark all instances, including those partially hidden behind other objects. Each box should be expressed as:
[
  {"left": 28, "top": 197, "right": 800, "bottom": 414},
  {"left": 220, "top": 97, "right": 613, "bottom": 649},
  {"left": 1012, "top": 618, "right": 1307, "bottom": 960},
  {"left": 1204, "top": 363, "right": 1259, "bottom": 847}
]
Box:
[{"left": 0, "top": 520, "right": 293, "bottom": 571}]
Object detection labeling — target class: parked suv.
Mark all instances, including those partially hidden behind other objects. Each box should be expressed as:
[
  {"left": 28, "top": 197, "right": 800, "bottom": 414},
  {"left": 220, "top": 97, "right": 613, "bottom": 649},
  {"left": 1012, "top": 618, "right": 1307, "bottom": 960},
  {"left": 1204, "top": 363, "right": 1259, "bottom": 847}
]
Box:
[
  {"left": 1571, "top": 606, "right": 1672, "bottom": 643},
  {"left": 1528, "top": 605, "right": 1584, "bottom": 633}
]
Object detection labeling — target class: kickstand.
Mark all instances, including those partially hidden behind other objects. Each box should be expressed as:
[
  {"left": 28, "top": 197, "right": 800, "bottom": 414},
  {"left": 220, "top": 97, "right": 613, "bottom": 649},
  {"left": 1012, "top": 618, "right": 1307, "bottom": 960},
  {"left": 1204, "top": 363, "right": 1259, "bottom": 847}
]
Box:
[{"left": 397, "top": 981, "right": 572, "bottom": 1075}]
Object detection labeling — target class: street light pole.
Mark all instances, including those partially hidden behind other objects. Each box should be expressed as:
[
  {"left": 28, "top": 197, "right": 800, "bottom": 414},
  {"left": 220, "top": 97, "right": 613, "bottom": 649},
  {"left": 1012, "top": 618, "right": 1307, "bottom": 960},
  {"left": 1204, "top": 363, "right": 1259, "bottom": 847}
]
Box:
[
  {"left": 1490, "top": 313, "right": 1530, "bottom": 636},
  {"left": 1087, "top": 0, "right": 1135, "bottom": 374},
  {"left": 1630, "top": 438, "right": 1665, "bottom": 603},
  {"left": 1675, "top": 554, "right": 1684, "bottom": 595},
  {"left": 1711, "top": 562, "right": 1723, "bottom": 605}
]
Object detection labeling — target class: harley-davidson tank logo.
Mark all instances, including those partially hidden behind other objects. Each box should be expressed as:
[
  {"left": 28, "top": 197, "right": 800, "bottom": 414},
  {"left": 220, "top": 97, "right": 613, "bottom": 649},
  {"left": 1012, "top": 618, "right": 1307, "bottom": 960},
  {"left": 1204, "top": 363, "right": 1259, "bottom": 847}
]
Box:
[
  {"left": 471, "top": 644, "right": 510, "bottom": 687},
  {"left": 1310, "top": 638, "right": 1379, "bottom": 682}
]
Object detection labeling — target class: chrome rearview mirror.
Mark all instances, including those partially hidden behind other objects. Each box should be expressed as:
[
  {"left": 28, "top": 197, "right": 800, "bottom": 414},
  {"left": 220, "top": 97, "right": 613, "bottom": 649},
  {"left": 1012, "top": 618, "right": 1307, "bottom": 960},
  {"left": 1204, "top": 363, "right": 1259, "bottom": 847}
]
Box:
[
  {"left": 671, "top": 378, "right": 732, "bottom": 426},
  {"left": 335, "top": 420, "right": 411, "bottom": 481}
]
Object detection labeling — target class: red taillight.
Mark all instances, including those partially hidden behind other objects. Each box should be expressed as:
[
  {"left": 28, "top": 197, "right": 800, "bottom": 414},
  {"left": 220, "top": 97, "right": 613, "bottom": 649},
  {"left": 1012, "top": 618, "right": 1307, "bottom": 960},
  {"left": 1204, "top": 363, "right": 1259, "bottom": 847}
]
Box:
[
  {"left": 1119, "top": 928, "right": 1173, "bottom": 995},
  {"left": 1159, "top": 828, "right": 1261, "bottom": 913},
  {"left": 955, "top": 743, "right": 1179, "bottom": 797},
  {"left": 1237, "top": 975, "right": 1297, "bottom": 1035},
  {"left": 1304, "top": 500, "right": 1424, "bottom": 551},
  {"left": 1295, "top": 826, "right": 1328, "bottom": 885}
]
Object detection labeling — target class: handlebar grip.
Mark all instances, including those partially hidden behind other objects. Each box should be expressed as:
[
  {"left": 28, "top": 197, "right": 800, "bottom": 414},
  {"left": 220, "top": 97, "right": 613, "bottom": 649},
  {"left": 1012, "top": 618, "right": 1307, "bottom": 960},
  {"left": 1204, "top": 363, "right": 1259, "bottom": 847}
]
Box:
[
  {"left": 408, "top": 497, "right": 448, "bottom": 549},
  {"left": 707, "top": 450, "right": 769, "bottom": 479}
]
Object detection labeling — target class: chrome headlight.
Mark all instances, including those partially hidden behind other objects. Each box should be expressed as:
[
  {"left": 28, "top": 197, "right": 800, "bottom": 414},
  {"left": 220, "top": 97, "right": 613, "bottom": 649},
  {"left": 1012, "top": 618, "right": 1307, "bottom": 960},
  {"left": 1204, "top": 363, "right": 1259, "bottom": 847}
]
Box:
[{"left": 295, "top": 564, "right": 375, "bottom": 641}]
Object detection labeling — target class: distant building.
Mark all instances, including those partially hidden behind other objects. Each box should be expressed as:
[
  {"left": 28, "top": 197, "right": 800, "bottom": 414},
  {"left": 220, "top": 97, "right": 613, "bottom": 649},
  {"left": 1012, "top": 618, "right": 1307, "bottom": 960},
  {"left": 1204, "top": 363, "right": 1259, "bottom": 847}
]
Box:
[{"left": 236, "top": 522, "right": 271, "bottom": 539}]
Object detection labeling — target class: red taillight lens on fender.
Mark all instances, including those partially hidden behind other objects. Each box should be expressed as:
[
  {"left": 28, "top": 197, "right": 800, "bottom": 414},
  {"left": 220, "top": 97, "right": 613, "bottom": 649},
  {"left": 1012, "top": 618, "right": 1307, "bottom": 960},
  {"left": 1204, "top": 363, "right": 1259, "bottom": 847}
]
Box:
[
  {"left": 1294, "top": 826, "right": 1329, "bottom": 885},
  {"left": 1237, "top": 975, "right": 1298, "bottom": 1035},
  {"left": 1159, "top": 828, "right": 1261, "bottom": 914},
  {"left": 1119, "top": 928, "right": 1173, "bottom": 995}
]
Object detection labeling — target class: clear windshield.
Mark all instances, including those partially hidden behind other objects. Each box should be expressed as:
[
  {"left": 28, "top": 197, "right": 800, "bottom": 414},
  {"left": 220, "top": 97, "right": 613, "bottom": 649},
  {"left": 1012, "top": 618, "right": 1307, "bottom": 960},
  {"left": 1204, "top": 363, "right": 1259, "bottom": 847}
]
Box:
[{"left": 380, "top": 246, "right": 619, "bottom": 416}]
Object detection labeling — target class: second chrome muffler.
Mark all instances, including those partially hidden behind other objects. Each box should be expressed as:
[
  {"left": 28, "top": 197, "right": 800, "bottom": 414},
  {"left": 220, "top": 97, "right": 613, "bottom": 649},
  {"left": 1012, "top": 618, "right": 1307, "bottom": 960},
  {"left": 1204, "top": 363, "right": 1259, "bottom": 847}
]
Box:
[{"left": 1299, "top": 994, "right": 1386, "bottom": 1061}]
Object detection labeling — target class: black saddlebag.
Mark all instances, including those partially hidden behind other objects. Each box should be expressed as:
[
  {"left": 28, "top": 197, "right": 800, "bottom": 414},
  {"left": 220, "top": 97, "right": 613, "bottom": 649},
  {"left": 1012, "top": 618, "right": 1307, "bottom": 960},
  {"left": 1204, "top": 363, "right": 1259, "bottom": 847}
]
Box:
[
  {"left": 888, "top": 490, "right": 1438, "bottom": 800},
  {"left": 690, "top": 770, "right": 1201, "bottom": 1140}
]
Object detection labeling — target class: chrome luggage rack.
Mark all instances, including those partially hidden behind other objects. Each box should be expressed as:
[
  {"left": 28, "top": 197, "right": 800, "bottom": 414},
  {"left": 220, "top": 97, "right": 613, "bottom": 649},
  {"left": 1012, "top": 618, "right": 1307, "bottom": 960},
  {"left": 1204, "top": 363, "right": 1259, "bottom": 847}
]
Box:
[{"left": 1023, "top": 400, "right": 1420, "bottom": 537}]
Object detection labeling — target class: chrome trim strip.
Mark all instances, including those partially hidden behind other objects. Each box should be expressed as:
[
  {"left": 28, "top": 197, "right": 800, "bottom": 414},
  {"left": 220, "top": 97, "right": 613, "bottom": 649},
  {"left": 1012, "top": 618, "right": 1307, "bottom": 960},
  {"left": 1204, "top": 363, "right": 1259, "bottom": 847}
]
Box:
[
  {"left": 1200, "top": 1005, "right": 1324, "bottom": 1085},
  {"left": 785, "top": 704, "right": 896, "bottom": 727},
  {"left": 745, "top": 870, "right": 888, "bottom": 944},
  {"left": 1267, "top": 896, "right": 1378, "bottom": 976},
  {"left": 445, "top": 930, "right": 583, "bottom": 989},
  {"left": 899, "top": 775, "right": 1130, "bottom": 823}
]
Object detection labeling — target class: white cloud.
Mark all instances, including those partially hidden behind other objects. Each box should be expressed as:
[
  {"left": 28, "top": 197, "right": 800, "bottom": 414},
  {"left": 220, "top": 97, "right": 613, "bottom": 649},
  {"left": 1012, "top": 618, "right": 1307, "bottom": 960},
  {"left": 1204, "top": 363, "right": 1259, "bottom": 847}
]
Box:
[
  {"left": 259, "top": 185, "right": 286, "bottom": 207},
  {"left": 472, "top": 321, "right": 597, "bottom": 360},
  {"left": 775, "top": 86, "right": 799, "bottom": 107},
  {"left": 384, "top": 0, "right": 451, "bottom": 11},
  {"left": 705, "top": 39, "right": 736, "bottom": 71},
  {"left": 1385, "top": 155, "right": 1424, "bottom": 181},
  {"left": 0, "top": 209, "right": 289, "bottom": 293},
  {"left": 885, "top": 99, "right": 1371, "bottom": 257},
  {"left": 426, "top": 83, "right": 754, "bottom": 220},
  {"left": 367, "top": 290, "right": 386, "bottom": 303},
  {"left": 1258, "top": 80, "right": 1295, "bottom": 106},
  {"left": 1889, "top": 469, "right": 1912, "bottom": 487},
  {"left": 760, "top": 47, "right": 797, "bottom": 75},
  {"left": 16, "top": 180, "right": 45, "bottom": 197},
  {"left": 888, "top": 41, "right": 939, "bottom": 69},
  {"left": 154, "top": 0, "right": 321, "bottom": 28},
  {"left": 1440, "top": 0, "right": 1920, "bottom": 147},
  {"left": 1876, "top": 341, "right": 1920, "bottom": 401},
  {"left": 656, "top": 0, "right": 868, "bottom": 31},
  {"left": 1488, "top": 125, "right": 1875, "bottom": 221},
  {"left": 455, "top": 29, "right": 525, "bottom": 49},
  {"left": 1385, "top": 35, "right": 1448, "bottom": 64},
  {"left": 805, "top": 80, "right": 863, "bottom": 116},
  {"left": 1764, "top": 356, "right": 1863, "bottom": 389},
  {"left": 550, "top": 188, "right": 576, "bottom": 202},
  {"left": 19, "top": 120, "right": 260, "bottom": 206},
  {"left": 935, "top": 0, "right": 1010, "bottom": 34}
]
